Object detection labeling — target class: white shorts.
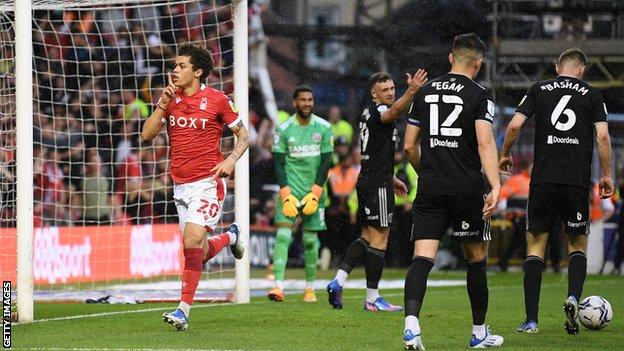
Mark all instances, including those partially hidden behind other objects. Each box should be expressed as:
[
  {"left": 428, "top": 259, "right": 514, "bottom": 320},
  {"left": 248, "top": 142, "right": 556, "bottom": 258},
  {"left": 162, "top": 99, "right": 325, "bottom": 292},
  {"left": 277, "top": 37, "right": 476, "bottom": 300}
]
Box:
[{"left": 173, "top": 177, "right": 227, "bottom": 233}]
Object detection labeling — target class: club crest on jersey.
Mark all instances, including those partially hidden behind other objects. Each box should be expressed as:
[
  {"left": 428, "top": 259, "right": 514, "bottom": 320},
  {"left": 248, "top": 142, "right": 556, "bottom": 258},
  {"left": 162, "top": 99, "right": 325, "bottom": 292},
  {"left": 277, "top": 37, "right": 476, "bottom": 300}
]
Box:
[
  {"left": 312, "top": 132, "right": 322, "bottom": 143},
  {"left": 199, "top": 97, "right": 208, "bottom": 110}
]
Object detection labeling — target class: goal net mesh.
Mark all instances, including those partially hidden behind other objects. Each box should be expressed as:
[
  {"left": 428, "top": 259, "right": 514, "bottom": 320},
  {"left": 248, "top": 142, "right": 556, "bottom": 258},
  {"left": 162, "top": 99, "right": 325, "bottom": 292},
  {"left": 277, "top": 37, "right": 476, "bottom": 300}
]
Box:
[{"left": 0, "top": 0, "right": 240, "bottom": 303}]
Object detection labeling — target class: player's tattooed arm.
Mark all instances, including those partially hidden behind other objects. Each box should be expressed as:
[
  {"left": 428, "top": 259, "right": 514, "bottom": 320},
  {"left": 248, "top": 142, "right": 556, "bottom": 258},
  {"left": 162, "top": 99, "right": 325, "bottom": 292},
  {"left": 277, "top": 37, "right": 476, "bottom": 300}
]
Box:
[
  {"left": 211, "top": 120, "right": 249, "bottom": 179},
  {"left": 228, "top": 120, "right": 250, "bottom": 162}
]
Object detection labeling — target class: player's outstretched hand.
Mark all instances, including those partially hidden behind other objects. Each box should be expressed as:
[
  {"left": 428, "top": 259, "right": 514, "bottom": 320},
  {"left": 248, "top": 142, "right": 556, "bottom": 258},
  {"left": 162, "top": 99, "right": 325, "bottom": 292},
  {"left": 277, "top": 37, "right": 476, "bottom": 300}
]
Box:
[
  {"left": 393, "top": 177, "right": 408, "bottom": 197},
  {"left": 482, "top": 186, "right": 500, "bottom": 219},
  {"left": 498, "top": 155, "right": 513, "bottom": 176},
  {"left": 599, "top": 176, "right": 615, "bottom": 199},
  {"left": 210, "top": 157, "right": 235, "bottom": 180},
  {"left": 160, "top": 72, "right": 177, "bottom": 106},
  {"left": 406, "top": 69, "right": 428, "bottom": 93}
]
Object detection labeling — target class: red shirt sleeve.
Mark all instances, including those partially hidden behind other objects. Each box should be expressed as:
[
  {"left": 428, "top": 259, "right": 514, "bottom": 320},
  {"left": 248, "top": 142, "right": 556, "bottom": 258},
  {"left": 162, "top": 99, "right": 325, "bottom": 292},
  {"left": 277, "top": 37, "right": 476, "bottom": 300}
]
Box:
[{"left": 218, "top": 93, "right": 240, "bottom": 128}]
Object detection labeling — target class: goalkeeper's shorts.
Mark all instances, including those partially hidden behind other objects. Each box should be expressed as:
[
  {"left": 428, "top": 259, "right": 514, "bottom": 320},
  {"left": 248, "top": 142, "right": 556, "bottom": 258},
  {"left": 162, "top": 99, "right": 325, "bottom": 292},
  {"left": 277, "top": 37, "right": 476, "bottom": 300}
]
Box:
[
  {"left": 275, "top": 198, "right": 326, "bottom": 231},
  {"left": 173, "top": 177, "right": 227, "bottom": 233}
]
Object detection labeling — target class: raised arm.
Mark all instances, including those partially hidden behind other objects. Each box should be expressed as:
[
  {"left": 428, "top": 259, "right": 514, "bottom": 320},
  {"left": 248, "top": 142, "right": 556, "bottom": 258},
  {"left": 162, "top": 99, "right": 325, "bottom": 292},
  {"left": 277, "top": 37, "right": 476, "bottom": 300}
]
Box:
[
  {"left": 476, "top": 120, "right": 501, "bottom": 219},
  {"left": 380, "top": 69, "right": 428, "bottom": 124},
  {"left": 141, "top": 72, "right": 176, "bottom": 142},
  {"left": 595, "top": 122, "right": 614, "bottom": 198}
]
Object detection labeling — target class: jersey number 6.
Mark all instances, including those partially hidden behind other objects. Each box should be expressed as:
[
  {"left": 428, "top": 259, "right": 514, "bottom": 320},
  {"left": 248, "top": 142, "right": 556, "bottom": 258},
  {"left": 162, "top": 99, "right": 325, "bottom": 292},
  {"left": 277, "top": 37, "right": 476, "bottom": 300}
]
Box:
[
  {"left": 551, "top": 95, "right": 576, "bottom": 131},
  {"left": 425, "top": 94, "right": 463, "bottom": 137}
]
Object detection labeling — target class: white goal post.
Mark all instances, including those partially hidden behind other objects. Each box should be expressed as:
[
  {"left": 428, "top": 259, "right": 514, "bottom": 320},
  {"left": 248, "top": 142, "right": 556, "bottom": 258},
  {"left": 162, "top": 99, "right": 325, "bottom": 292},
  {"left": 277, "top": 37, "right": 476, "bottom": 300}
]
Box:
[{"left": 6, "top": 0, "right": 249, "bottom": 324}]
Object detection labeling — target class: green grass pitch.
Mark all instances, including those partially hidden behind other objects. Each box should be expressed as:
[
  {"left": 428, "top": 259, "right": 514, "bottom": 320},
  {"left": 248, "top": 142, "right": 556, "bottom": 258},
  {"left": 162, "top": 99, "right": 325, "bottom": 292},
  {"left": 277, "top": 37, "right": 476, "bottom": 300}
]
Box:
[{"left": 12, "top": 270, "right": 624, "bottom": 350}]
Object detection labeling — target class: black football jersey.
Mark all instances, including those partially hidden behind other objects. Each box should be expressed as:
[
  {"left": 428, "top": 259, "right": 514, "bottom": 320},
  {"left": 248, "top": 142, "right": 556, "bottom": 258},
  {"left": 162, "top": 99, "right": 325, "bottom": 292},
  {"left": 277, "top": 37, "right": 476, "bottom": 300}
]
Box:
[
  {"left": 516, "top": 76, "right": 607, "bottom": 188},
  {"left": 358, "top": 98, "right": 397, "bottom": 183},
  {"left": 407, "top": 73, "right": 495, "bottom": 195}
]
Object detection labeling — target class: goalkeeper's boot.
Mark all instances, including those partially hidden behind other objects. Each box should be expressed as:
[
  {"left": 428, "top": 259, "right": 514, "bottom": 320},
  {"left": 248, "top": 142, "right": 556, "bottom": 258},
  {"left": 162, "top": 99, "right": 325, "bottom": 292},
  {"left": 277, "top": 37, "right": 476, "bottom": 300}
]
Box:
[
  {"left": 404, "top": 329, "right": 425, "bottom": 350},
  {"left": 303, "top": 287, "right": 317, "bottom": 303},
  {"left": 364, "top": 297, "right": 403, "bottom": 312},
  {"left": 515, "top": 320, "right": 539, "bottom": 333},
  {"left": 267, "top": 286, "right": 284, "bottom": 302},
  {"left": 326, "top": 279, "right": 343, "bottom": 309},
  {"left": 564, "top": 295, "right": 580, "bottom": 335},
  {"left": 469, "top": 326, "right": 504, "bottom": 348},
  {"left": 162, "top": 308, "right": 188, "bottom": 331},
  {"left": 228, "top": 222, "right": 244, "bottom": 260}
]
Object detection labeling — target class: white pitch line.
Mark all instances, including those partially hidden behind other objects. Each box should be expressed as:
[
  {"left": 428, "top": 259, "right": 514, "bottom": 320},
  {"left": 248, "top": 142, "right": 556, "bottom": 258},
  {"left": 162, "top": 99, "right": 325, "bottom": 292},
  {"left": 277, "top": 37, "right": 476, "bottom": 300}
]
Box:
[
  {"left": 24, "top": 303, "right": 233, "bottom": 324},
  {"left": 24, "top": 349, "right": 252, "bottom": 351}
]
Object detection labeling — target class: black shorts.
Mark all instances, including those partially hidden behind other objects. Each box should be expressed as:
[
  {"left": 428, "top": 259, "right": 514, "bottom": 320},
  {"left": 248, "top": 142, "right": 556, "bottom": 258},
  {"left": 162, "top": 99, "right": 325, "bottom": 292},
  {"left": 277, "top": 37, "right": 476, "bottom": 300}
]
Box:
[
  {"left": 527, "top": 184, "right": 590, "bottom": 236},
  {"left": 411, "top": 193, "right": 490, "bottom": 242},
  {"left": 356, "top": 181, "right": 394, "bottom": 228}
]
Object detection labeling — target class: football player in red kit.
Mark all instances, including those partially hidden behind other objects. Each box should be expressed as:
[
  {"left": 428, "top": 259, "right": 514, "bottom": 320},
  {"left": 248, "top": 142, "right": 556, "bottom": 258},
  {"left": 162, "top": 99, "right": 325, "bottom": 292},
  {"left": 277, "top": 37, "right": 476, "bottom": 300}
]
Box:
[{"left": 141, "top": 42, "right": 249, "bottom": 331}]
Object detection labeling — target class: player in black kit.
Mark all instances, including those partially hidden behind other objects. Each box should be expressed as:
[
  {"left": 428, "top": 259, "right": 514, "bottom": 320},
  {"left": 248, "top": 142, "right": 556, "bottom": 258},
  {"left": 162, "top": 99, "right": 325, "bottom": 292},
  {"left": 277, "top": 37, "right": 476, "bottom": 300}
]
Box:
[
  {"left": 327, "top": 70, "right": 428, "bottom": 311},
  {"left": 499, "top": 48, "right": 614, "bottom": 335},
  {"left": 402, "top": 33, "right": 503, "bottom": 349}
]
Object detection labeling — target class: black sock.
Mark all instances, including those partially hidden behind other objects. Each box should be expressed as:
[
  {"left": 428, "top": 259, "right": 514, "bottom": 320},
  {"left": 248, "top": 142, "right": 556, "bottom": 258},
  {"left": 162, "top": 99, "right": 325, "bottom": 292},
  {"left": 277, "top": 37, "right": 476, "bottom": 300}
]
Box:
[
  {"left": 339, "top": 237, "right": 369, "bottom": 274},
  {"left": 466, "top": 258, "right": 488, "bottom": 325},
  {"left": 568, "top": 251, "right": 587, "bottom": 300},
  {"left": 364, "top": 246, "right": 385, "bottom": 289},
  {"left": 523, "top": 255, "right": 544, "bottom": 323},
  {"left": 404, "top": 256, "right": 434, "bottom": 317}
]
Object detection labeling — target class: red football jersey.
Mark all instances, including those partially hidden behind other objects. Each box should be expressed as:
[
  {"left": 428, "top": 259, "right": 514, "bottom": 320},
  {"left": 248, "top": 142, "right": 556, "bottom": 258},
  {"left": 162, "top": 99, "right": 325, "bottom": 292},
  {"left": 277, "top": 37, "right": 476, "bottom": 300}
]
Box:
[{"left": 162, "top": 84, "right": 240, "bottom": 184}]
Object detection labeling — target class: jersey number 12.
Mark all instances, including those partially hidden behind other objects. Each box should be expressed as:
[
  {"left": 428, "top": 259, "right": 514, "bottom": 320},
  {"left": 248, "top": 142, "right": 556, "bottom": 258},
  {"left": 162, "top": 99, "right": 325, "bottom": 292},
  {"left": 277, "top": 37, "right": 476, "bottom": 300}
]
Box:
[{"left": 425, "top": 94, "right": 463, "bottom": 136}]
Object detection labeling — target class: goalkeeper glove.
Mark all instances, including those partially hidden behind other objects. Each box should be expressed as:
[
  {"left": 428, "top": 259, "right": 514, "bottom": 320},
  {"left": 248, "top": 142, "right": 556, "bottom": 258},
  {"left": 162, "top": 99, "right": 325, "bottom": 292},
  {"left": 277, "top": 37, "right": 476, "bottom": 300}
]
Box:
[
  {"left": 279, "top": 186, "right": 300, "bottom": 218},
  {"left": 301, "top": 184, "right": 323, "bottom": 216}
]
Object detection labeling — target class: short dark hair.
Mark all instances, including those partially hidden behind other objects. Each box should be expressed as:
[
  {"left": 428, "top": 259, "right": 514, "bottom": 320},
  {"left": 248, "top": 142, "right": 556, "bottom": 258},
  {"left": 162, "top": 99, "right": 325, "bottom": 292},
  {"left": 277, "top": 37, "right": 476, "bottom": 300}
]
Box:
[
  {"left": 293, "top": 85, "right": 313, "bottom": 99},
  {"left": 368, "top": 72, "right": 392, "bottom": 91},
  {"left": 177, "top": 42, "right": 214, "bottom": 81},
  {"left": 452, "top": 33, "right": 486, "bottom": 56},
  {"left": 558, "top": 48, "right": 587, "bottom": 66}
]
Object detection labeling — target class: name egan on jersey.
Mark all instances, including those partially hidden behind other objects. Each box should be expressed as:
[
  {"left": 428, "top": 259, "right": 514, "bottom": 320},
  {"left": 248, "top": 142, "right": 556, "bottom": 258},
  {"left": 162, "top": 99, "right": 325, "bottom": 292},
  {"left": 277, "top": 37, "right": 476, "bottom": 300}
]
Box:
[
  {"left": 431, "top": 81, "right": 464, "bottom": 93},
  {"left": 169, "top": 115, "right": 211, "bottom": 129},
  {"left": 540, "top": 81, "right": 589, "bottom": 95}
]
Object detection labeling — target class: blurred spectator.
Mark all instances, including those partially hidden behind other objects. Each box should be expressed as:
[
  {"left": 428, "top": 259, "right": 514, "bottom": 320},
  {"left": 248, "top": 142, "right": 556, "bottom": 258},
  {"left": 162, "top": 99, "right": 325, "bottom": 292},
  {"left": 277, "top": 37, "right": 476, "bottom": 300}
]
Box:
[
  {"left": 497, "top": 160, "right": 531, "bottom": 272},
  {"left": 327, "top": 105, "right": 353, "bottom": 145},
  {"left": 323, "top": 139, "right": 359, "bottom": 266},
  {"left": 387, "top": 149, "right": 417, "bottom": 267},
  {"left": 79, "top": 150, "right": 111, "bottom": 225},
  {"left": 122, "top": 90, "right": 150, "bottom": 119}
]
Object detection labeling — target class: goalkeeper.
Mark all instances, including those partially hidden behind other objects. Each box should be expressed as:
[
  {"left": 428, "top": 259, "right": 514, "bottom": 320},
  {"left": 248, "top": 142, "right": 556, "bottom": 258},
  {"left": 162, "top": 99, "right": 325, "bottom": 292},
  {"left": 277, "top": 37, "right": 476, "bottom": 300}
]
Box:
[{"left": 268, "top": 86, "right": 333, "bottom": 303}]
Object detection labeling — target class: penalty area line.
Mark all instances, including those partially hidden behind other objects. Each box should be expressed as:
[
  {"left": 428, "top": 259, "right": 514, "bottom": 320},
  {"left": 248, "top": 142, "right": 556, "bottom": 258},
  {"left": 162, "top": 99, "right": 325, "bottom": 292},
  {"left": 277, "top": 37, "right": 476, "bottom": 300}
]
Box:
[{"left": 23, "top": 303, "right": 233, "bottom": 324}]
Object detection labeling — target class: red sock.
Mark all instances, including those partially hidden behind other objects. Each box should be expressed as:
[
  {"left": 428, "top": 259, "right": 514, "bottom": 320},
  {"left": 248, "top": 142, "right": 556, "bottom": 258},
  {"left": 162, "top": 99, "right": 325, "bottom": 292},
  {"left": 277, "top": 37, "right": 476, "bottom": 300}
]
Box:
[
  {"left": 181, "top": 248, "right": 203, "bottom": 305},
  {"left": 202, "top": 233, "right": 231, "bottom": 264}
]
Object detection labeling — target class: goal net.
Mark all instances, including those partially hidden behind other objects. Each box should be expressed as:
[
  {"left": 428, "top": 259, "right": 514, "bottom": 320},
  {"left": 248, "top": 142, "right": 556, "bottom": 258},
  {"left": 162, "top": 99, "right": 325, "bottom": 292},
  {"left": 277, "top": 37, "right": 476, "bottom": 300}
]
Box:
[{"left": 0, "top": 0, "right": 249, "bottom": 319}]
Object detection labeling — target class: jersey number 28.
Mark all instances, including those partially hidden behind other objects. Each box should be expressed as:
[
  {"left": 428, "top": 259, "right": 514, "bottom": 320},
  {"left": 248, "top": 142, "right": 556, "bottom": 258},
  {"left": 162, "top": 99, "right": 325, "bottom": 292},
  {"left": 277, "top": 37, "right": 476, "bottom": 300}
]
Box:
[{"left": 425, "top": 94, "right": 463, "bottom": 137}]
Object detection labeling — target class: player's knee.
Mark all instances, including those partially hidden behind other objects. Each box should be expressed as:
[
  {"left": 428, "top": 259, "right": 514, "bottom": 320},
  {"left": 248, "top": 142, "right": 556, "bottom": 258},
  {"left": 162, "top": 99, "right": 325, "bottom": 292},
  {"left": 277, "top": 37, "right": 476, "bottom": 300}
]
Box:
[
  {"left": 463, "top": 243, "right": 487, "bottom": 263},
  {"left": 276, "top": 232, "right": 292, "bottom": 246},
  {"left": 567, "top": 235, "right": 587, "bottom": 253},
  {"left": 303, "top": 235, "right": 317, "bottom": 251}
]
